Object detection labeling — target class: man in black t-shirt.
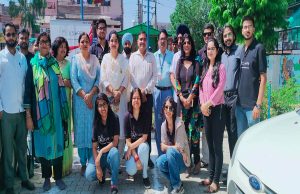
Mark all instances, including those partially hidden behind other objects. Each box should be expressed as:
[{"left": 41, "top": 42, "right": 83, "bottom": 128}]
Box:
[{"left": 236, "top": 16, "right": 267, "bottom": 137}]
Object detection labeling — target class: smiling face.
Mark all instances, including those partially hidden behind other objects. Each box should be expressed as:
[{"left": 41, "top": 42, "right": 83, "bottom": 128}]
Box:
[
  {"left": 57, "top": 42, "right": 67, "bottom": 59},
  {"left": 203, "top": 28, "right": 213, "bottom": 44},
  {"left": 164, "top": 100, "right": 174, "bottom": 120},
  {"left": 207, "top": 40, "right": 218, "bottom": 62},
  {"left": 223, "top": 27, "right": 235, "bottom": 48},
  {"left": 242, "top": 20, "right": 255, "bottom": 40},
  {"left": 18, "top": 32, "right": 29, "bottom": 50},
  {"left": 97, "top": 99, "right": 108, "bottom": 119},
  {"left": 138, "top": 33, "right": 147, "bottom": 53},
  {"left": 131, "top": 91, "right": 141, "bottom": 110},
  {"left": 158, "top": 32, "right": 167, "bottom": 52},
  {"left": 109, "top": 33, "right": 119, "bottom": 52},
  {"left": 79, "top": 34, "right": 90, "bottom": 52},
  {"left": 97, "top": 22, "right": 107, "bottom": 40},
  {"left": 38, "top": 35, "right": 51, "bottom": 57},
  {"left": 183, "top": 37, "right": 191, "bottom": 56},
  {"left": 4, "top": 26, "right": 17, "bottom": 48}
]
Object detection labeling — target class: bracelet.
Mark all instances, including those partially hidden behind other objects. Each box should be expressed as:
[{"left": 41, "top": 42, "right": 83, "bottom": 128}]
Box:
[{"left": 134, "top": 155, "right": 139, "bottom": 162}]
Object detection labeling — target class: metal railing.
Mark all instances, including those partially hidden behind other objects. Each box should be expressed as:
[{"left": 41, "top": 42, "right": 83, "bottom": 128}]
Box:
[{"left": 274, "top": 26, "right": 300, "bottom": 54}]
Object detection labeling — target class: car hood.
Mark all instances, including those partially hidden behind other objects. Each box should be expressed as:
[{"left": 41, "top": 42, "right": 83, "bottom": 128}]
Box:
[{"left": 236, "top": 110, "right": 300, "bottom": 193}]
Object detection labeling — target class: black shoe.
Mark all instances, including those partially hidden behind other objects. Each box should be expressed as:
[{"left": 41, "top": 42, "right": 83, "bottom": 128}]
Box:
[
  {"left": 148, "top": 159, "right": 154, "bottom": 169},
  {"left": 171, "top": 183, "right": 184, "bottom": 194},
  {"left": 143, "top": 177, "right": 151, "bottom": 189},
  {"left": 6, "top": 188, "right": 15, "bottom": 194},
  {"left": 98, "top": 177, "right": 106, "bottom": 185},
  {"left": 43, "top": 178, "right": 51, "bottom": 191},
  {"left": 111, "top": 186, "right": 118, "bottom": 194},
  {"left": 21, "top": 180, "right": 35, "bottom": 190},
  {"left": 56, "top": 179, "right": 66, "bottom": 190},
  {"left": 200, "top": 160, "right": 208, "bottom": 168}
]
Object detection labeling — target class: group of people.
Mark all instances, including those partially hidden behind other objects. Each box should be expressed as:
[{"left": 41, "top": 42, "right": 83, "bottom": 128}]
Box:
[{"left": 0, "top": 15, "right": 267, "bottom": 194}]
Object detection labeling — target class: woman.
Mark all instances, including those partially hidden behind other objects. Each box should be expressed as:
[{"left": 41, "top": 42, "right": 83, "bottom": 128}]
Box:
[
  {"left": 52, "top": 37, "right": 73, "bottom": 177},
  {"left": 101, "top": 30, "right": 129, "bottom": 158},
  {"left": 156, "top": 97, "right": 190, "bottom": 194},
  {"left": 199, "top": 38, "right": 226, "bottom": 193},
  {"left": 31, "top": 32, "right": 68, "bottom": 191},
  {"left": 71, "top": 32, "right": 101, "bottom": 176},
  {"left": 175, "top": 33, "right": 202, "bottom": 175},
  {"left": 85, "top": 93, "right": 120, "bottom": 194},
  {"left": 124, "top": 88, "right": 151, "bottom": 189}
]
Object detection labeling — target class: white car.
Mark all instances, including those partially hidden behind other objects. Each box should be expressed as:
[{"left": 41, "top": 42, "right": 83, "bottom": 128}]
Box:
[{"left": 227, "top": 109, "right": 300, "bottom": 194}]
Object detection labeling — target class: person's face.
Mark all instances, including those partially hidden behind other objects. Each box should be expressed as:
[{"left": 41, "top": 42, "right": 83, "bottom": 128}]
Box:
[
  {"left": 242, "top": 20, "right": 255, "bottom": 40},
  {"left": 223, "top": 27, "right": 235, "bottom": 47},
  {"left": 4, "top": 26, "right": 17, "bottom": 48},
  {"left": 109, "top": 34, "right": 119, "bottom": 51},
  {"left": 38, "top": 35, "right": 51, "bottom": 56},
  {"left": 203, "top": 28, "right": 213, "bottom": 44},
  {"left": 18, "top": 33, "right": 29, "bottom": 49},
  {"left": 177, "top": 33, "right": 183, "bottom": 47},
  {"left": 97, "top": 23, "right": 107, "bottom": 40},
  {"left": 183, "top": 37, "right": 191, "bottom": 56},
  {"left": 138, "top": 33, "right": 147, "bottom": 52},
  {"left": 158, "top": 33, "right": 167, "bottom": 51},
  {"left": 57, "top": 42, "right": 67, "bottom": 59},
  {"left": 124, "top": 41, "right": 132, "bottom": 49},
  {"left": 207, "top": 41, "right": 218, "bottom": 62},
  {"left": 131, "top": 91, "right": 141, "bottom": 110},
  {"left": 79, "top": 35, "right": 90, "bottom": 51},
  {"left": 164, "top": 100, "right": 174, "bottom": 119},
  {"left": 97, "top": 99, "right": 108, "bottom": 118}
]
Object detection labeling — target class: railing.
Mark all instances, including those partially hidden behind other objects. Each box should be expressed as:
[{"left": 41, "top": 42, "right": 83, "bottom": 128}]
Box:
[{"left": 274, "top": 26, "right": 300, "bottom": 54}]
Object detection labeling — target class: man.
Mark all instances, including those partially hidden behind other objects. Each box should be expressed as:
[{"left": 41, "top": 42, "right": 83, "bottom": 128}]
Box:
[
  {"left": 129, "top": 31, "right": 157, "bottom": 172},
  {"left": 171, "top": 36, "right": 178, "bottom": 53},
  {"left": 122, "top": 32, "right": 133, "bottom": 63},
  {"left": 236, "top": 16, "right": 267, "bottom": 137},
  {"left": 221, "top": 24, "right": 240, "bottom": 157},
  {"left": 153, "top": 29, "right": 174, "bottom": 156},
  {"left": 0, "top": 23, "right": 35, "bottom": 194},
  {"left": 198, "top": 23, "right": 215, "bottom": 63},
  {"left": 89, "top": 18, "right": 109, "bottom": 65}
]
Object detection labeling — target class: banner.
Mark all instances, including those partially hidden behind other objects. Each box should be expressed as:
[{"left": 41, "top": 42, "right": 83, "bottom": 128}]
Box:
[{"left": 45, "top": 0, "right": 57, "bottom": 16}]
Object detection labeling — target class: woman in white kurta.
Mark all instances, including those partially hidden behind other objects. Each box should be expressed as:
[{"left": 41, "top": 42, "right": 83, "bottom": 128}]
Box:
[{"left": 100, "top": 30, "right": 129, "bottom": 157}]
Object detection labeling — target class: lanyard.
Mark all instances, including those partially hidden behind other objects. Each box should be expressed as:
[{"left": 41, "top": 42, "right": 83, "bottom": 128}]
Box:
[{"left": 159, "top": 53, "right": 166, "bottom": 74}]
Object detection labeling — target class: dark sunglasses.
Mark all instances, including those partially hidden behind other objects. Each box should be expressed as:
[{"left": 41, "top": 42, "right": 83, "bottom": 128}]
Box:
[
  {"left": 164, "top": 105, "right": 174, "bottom": 112},
  {"left": 5, "top": 33, "right": 16, "bottom": 37},
  {"left": 202, "top": 32, "right": 212, "bottom": 37}
]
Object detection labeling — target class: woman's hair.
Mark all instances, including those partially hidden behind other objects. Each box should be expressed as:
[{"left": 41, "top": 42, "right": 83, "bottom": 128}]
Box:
[
  {"left": 180, "top": 33, "right": 196, "bottom": 63},
  {"left": 108, "top": 30, "right": 120, "bottom": 52},
  {"left": 128, "top": 88, "right": 144, "bottom": 114},
  {"left": 161, "top": 96, "right": 177, "bottom": 144},
  {"left": 78, "top": 32, "right": 90, "bottom": 44},
  {"left": 52, "top": 37, "right": 70, "bottom": 58},
  {"left": 93, "top": 93, "right": 115, "bottom": 132},
  {"left": 200, "top": 38, "right": 221, "bottom": 89},
  {"left": 37, "top": 32, "right": 51, "bottom": 46}
]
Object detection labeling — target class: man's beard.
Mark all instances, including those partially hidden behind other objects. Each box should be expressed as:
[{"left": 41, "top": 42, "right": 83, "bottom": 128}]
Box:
[
  {"left": 243, "top": 35, "right": 253, "bottom": 41},
  {"left": 19, "top": 42, "right": 29, "bottom": 49},
  {"left": 6, "top": 40, "right": 17, "bottom": 48},
  {"left": 124, "top": 47, "right": 131, "bottom": 55}
]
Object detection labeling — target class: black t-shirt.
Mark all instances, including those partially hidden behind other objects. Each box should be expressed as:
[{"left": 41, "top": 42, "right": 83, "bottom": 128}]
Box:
[
  {"left": 92, "top": 114, "right": 120, "bottom": 150},
  {"left": 238, "top": 39, "right": 267, "bottom": 108},
  {"left": 124, "top": 112, "right": 149, "bottom": 143}
]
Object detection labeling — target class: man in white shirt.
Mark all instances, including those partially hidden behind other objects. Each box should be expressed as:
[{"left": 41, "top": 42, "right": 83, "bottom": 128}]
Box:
[
  {"left": 0, "top": 23, "right": 35, "bottom": 194},
  {"left": 129, "top": 31, "right": 157, "bottom": 168}
]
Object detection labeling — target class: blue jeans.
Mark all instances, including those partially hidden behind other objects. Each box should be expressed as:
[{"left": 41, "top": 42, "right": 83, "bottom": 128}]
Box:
[
  {"left": 125, "top": 143, "right": 149, "bottom": 178},
  {"left": 156, "top": 148, "right": 186, "bottom": 189},
  {"left": 153, "top": 88, "right": 173, "bottom": 156},
  {"left": 85, "top": 147, "right": 120, "bottom": 186},
  {"left": 235, "top": 105, "right": 260, "bottom": 137}
]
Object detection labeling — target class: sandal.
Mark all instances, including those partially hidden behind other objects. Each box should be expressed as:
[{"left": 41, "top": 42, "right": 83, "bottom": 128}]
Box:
[
  {"left": 200, "top": 178, "right": 212, "bottom": 186},
  {"left": 207, "top": 182, "right": 219, "bottom": 193}
]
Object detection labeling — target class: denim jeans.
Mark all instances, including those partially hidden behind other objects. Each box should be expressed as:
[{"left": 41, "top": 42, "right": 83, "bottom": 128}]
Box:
[
  {"left": 156, "top": 148, "right": 186, "bottom": 189},
  {"left": 235, "top": 105, "right": 260, "bottom": 137},
  {"left": 153, "top": 88, "right": 173, "bottom": 156},
  {"left": 125, "top": 143, "right": 149, "bottom": 178},
  {"left": 85, "top": 147, "right": 120, "bottom": 186}
]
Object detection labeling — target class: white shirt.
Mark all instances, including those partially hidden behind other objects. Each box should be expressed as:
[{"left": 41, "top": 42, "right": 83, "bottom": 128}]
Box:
[
  {"left": 0, "top": 47, "right": 27, "bottom": 113},
  {"left": 170, "top": 50, "right": 181, "bottom": 102},
  {"left": 129, "top": 49, "right": 157, "bottom": 94}
]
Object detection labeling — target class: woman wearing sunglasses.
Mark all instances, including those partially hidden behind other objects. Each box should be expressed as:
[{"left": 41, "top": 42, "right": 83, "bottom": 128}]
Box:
[
  {"left": 175, "top": 33, "right": 202, "bottom": 175},
  {"left": 199, "top": 38, "right": 226, "bottom": 193},
  {"left": 156, "top": 97, "right": 190, "bottom": 194}
]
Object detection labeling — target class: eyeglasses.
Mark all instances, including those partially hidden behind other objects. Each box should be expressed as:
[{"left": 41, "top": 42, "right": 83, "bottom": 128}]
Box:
[
  {"left": 223, "top": 32, "right": 233, "bottom": 39},
  {"left": 97, "top": 27, "right": 106, "bottom": 31},
  {"left": 98, "top": 102, "right": 108, "bottom": 108},
  {"left": 183, "top": 41, "right": 191, "bottom": 45},
  {"left": 202, "top": 32, "right": 212, "bottom": 37},
  {"left": 5, "top": 33, "right": 16, "bottom": 37},
  {"left": 207, "top": 47, "right": 216, "bottom": 51},
  {"left": 39, "top": 40, "right": 50, "bottom": 45},
  {"left": 164, "top": 105, "right": 174, "bottom": 112}
]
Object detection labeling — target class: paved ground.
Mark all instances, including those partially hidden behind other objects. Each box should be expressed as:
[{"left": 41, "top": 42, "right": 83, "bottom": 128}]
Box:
[{"left": 1, "top": 132, "right": 230, "bottom": 194}]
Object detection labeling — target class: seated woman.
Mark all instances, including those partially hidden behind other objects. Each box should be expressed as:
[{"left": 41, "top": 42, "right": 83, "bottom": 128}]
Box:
[
  {"left": 156, "top": 97, "right": 190, "bottom": 194},
  {"left": 124, "top": 88, "right": 151, "bottom": 189},
  {"left": 85, "top": 93, "right": 120, "bottom": 194}
]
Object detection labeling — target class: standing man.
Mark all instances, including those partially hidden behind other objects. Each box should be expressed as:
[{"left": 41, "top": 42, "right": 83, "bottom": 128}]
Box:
[
  {"left": 221, "top": 24, "right": 240, "bottom": 157},
  {"left": 153, "top": 29, "right": 174, "bottom": 156},
  {"left": 171, "top": 36, "right": 178, "bottom": 53},
  {"left": 90, "top": 18, "right": 109, "bottom": 65},
  {"left": 236, "top": 16, "right": 267, "bottom": 137},
  {"left": 0, "top": 23, "right": 35, "bottom": 194},
  {"left": 122, "top": 32, "right": 133, "bottom": 63},
  {"left": 129, "top": 31, "right": 157, "bottom": 168}
]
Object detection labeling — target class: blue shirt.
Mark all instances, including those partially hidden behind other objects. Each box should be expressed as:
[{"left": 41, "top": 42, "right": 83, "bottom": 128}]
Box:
[{"left": 154, "top": 49, "right": 173, "bottom": 87}]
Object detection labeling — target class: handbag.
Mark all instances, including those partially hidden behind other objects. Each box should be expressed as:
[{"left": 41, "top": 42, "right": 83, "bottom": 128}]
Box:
[{"left": 27, "top": 146, "right": 34, "bottom": 178}]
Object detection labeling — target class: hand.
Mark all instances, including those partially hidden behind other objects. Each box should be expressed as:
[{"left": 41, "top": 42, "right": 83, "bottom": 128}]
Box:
[
  {"left": 182, "top": 152, "right": 188, "bottom": 164},
  {"left": 252, "top": 106, "right": 261, "bottom": 120},
  {"left": 125, "top": 150, "right": 132, "bottom": 161},
  {"left": 201, "top": 104, "right": 210, "bottom": 117},
  {"left": 63, "top": 79, "right": 72, "bottom": 88},
  {"left": 136, "top": 159, "right": 143, "bottom": 170},
  {"left": 183, "top": 99, "right": 191, "bottom": 109},
  {"left": 84, "top": 93, "right": 93, "bottom": 104},
  {"left": 26, "top": 117, "right": 34, "bottom": 131},
  {"left": 96, "top": 166, "right": 103, "bottom": 181},
  {"left": 0, "top": 111, "right": 2, "bottom": 120},
  {"left": 113, "top": 90, "right": 121, "bottom": 103}
]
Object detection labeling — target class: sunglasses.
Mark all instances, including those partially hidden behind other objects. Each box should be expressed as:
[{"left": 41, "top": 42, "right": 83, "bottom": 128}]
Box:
[
  {"left": 5, "top": 33, "right": 16, "bottom": 37},
  {"left": 164, "top": 105, "right": 174, "bottom": 112},
  {"left": 202, "top": 32, "right": 212, "bottom": 37}
]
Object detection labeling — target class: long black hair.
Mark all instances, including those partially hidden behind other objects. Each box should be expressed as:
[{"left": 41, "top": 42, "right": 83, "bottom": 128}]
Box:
[
  {"left": 179, "top": 33, "right": 196, "bottom": 63},
  {"left": 161, "top": 96, "right": 177, "bottom": 144},
  {"left": 200, "top": 38, "right": 221, "bottom": 89}
]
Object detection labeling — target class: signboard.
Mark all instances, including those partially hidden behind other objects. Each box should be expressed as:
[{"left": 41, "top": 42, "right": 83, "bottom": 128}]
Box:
[
  {"left": 45, "top": 0, "right": 57, "bottom": 16},
  {"left": 76, "top": 0, "right": 110, "bottom": 6}
]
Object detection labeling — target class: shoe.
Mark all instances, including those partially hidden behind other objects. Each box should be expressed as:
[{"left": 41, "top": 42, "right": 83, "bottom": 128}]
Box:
[
  {"left": 193, "top": 162, "right": 201, "bottom": 175},
  {"left": 80, "top": 165, "right": 86, "bottom": 176},
  {"left": 43, "top": 178, "right": 51, "bottom": 191},
  {"left": 6, "top": 188, "right": 15, "bottom": 194},
  {"left": 148, "top": 159, "right": 154, "bottom": 169},
  {"left": 171, "top": 183, "right": 184, "bottom": 194},
  {"left": 98, "top": 176, "right": 105, "bottom": 185},
  {"left": 201, "top": 160, "right": 208, "bottom": 168},
  {"left": 21, "top": 180, "right": 35, "bottom": 190},
  {"left": 127, "top": 175, "right": 134, "bottom": 181},
  {"left": 143, "top": 177, "right": 151, "bottom": 189},
  {"left": 56, "top": 179, "right": 66, "bottom": 190},
  {"left": 111, "top": 185, "right": 118, "bottom": 194}
]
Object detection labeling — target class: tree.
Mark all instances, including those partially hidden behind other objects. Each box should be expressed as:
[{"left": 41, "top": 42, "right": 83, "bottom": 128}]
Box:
[
  {"left": 8, "top": 0, "right": 47, "bottom": 33},
  {"left": 209, "top": 0, "right": 289, "bottom": 51},
  {"left": 170, "top": 0, "right": 211, "bottom": 50}
]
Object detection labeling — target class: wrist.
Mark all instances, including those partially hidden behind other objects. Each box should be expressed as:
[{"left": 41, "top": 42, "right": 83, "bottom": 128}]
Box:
[{"left": 255, "top": 104, "right": 262, "bottom": 110}]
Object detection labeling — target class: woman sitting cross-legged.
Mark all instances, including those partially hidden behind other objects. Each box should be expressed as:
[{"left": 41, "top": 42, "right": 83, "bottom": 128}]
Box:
[
  {"left": 124, "top": 88, "right": 151, "bottom": 189},
  {"left": 156, "top": 96, "right": 191, "bottom": 194},
  {"left": 85, "top": 93, "right": 120, "bottom": 194}
]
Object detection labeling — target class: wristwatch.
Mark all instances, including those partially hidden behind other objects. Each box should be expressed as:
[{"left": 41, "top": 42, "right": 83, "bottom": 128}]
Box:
[{"left": 255, "top": 104, "right": 262, "bottom": 109}]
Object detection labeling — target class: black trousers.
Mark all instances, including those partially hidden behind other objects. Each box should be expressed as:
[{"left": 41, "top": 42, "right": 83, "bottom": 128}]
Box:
[
  {"left": 203, "top": 105, "right": 225, "bottom": 183},
  {"left": 40, "top": 156, "right": 63, "bottom": 180},
  {"left": 144, "top": 94, "right": 153, "bottom": 158},
  {"left": 224, "top": 92, "right": 238, "bottom": 157}
]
